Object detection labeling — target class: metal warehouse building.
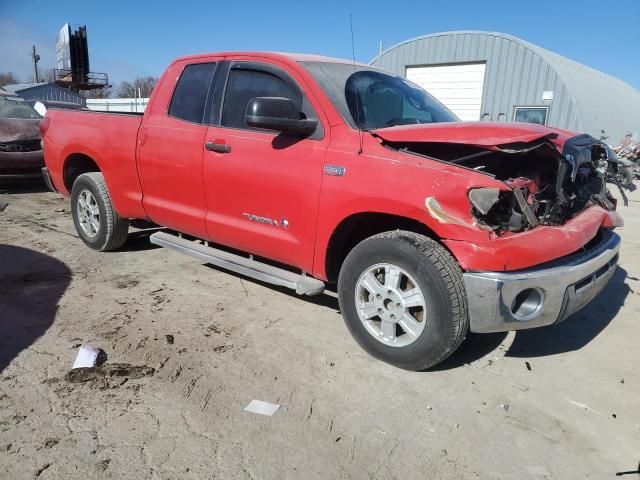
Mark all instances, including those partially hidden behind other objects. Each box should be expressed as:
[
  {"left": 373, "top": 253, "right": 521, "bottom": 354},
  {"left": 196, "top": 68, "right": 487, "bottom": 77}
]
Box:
[
  {"left": 2, "top": 82, "right": 86, "bottom": 107},
  {"left": 371, "top": 31, "right": 640, "bottom": 142}
]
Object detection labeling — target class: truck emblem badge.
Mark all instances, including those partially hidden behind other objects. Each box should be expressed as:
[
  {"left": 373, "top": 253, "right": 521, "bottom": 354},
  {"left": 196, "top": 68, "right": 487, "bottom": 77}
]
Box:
[
  {"left": 323, "top": 165, "right": 346, "bottom": 177},
  {"left": 242, "top": 213, "right": 288, "bottom": 229}
]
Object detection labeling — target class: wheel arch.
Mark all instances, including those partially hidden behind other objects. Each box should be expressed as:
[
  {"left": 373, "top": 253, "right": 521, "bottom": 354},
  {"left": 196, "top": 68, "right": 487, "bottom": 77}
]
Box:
[
  {"left": 63, "top": 153, "right": 102, "bottom": 192},
  {"left": 323, "top": 211, "right": 446, "bottom": 284}
]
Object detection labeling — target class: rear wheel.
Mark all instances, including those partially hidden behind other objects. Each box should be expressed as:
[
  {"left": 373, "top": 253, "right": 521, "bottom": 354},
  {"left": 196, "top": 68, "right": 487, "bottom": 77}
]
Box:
[
  {"left": 71, "top": 172, "right": 129, "bottom": 251},
  {"left": 338, "top": 231, "right": 468, "bottom": 370}
]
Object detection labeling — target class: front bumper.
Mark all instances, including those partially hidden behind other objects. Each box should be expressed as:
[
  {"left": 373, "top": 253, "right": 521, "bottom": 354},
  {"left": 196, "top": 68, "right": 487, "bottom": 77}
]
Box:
[
  {"left": 0, "top": 150, "right": 44, "bottom": 178},
  {"left": 464, "top": 229, "right": 620, "bottom": 333}
]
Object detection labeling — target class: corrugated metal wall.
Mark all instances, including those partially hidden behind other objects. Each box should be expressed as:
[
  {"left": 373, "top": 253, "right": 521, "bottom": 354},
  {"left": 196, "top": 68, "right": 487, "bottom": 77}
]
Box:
[
  {"left": 15, "top": 84, "right": 86, "bottom": 106},
  {"left": 371, "top": 32, "right": 581, "bottom": 132}
]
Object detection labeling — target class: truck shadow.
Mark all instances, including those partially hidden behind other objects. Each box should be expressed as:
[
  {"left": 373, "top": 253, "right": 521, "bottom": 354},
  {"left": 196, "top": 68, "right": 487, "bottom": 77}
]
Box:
[
  {"left": 154, "top": 235, "right": 629, "bottom": 368},
  {"left": 119, "top": 228, "right": 164, "bottom": 252},
  {"left": 0, "top": 245, "right": 71, "bottom": 372},
  {"left": 506, "top": 266, "right": 630, "bottom": 358},
  {"left": 203, "top": 263, "right": 341, "bottom": 311},
  {"left": 431, "top": 266, "right": 630, "bottom": 370},
  {"left": 0, "top": 179, "right": 48, "bottom": 194}
]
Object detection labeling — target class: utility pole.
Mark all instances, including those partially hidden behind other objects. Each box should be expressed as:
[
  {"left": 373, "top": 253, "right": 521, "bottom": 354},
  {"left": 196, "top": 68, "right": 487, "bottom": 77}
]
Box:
[{"left": 31, "top": 45, "right": 40, "bottom": 83}]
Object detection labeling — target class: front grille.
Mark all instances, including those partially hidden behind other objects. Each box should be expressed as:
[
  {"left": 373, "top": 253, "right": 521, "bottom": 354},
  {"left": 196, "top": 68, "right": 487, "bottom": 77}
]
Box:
[
  {"left": 0, "top": 140, "right": 41, "bottom": 152},
  {"left": 573, "top": 253, "right": 618, "bottom": 294}
]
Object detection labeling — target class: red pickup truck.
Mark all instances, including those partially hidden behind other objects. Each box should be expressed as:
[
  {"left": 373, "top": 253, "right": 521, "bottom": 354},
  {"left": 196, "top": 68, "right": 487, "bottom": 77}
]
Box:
[{"left": 41, "top": 52, "right": 622, "bottom": 370}]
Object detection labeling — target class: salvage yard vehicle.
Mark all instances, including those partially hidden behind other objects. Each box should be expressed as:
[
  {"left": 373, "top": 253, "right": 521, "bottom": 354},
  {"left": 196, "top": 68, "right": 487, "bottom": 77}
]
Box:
[
  {"left": 41, "top": 52, "right": 622, "bottom": 370},
  {"left": 0, "top": 89, "right": 44, "bottom": 179}
]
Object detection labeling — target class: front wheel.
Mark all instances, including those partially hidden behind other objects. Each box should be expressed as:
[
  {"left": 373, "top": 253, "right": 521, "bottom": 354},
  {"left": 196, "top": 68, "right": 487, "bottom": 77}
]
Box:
[
  {"left": 338, "top": 231, "right": 468, "bottom": 370},
  {"left": 71, "top": 172, "right": 129, "bottom": 251}
]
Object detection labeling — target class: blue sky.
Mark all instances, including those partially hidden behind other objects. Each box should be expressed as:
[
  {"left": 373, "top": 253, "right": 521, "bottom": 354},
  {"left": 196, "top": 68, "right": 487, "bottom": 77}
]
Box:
[{"left": 1, "top": 0, "right": 639, "bottom": 89}]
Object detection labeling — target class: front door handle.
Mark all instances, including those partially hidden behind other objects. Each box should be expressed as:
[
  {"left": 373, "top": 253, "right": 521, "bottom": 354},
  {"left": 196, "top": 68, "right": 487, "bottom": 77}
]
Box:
[{"left": 205, "top": 141, "right": 231, "bottom": 154}]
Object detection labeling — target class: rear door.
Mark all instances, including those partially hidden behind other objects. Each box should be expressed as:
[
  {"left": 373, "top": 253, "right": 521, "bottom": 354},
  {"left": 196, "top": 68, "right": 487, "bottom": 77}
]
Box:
[
  {"left": 137, "top": 60, "right": 218, "bottom": 237},
  {"left": 202, "top": 60, "right": 328, "bottom": 272}
]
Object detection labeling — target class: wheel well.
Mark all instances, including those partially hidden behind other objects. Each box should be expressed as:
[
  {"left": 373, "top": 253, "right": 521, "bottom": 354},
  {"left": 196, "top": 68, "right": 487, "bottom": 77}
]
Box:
[
  {"left": 325, "top": 212, "right": 438, "bottom": 283},
  {"left": 63, "top": 154, "right": 100, "bottom": 191}
]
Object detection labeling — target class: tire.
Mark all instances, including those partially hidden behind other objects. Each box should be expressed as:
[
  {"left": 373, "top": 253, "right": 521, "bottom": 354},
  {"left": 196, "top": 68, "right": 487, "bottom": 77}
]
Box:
[
  {"left": 70, "top": 172, "right": 129, "bottom": 251},
  {"left": 338, "top": 231, "right": 468, "bottom": 370}
]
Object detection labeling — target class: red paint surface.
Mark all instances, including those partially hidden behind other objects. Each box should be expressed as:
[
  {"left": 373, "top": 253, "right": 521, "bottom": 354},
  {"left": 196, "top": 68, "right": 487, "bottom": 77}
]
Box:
[
  {"left": 42, "top": 52, "right": 621, "bottom": 280},
  {"left": 443, "top": 207, "right": 623, "bottom": 271},
  {"left": 373, "top": 121, "right": 572, "bottom": 148}
]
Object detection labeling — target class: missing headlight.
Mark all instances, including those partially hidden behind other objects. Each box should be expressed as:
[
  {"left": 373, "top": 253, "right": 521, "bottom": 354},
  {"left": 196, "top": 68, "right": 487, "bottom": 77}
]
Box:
[
  {"left": 468, "top": 187, "right": 500, "bottom": 215},
  {"left": 468, "top": 187, "right": 525, "bottom": 232}
]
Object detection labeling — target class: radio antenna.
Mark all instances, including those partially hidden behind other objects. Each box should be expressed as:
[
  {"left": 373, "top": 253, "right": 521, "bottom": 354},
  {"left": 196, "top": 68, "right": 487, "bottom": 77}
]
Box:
[{"left": 349, "top": 13, "right": 363, "bottom": 154}]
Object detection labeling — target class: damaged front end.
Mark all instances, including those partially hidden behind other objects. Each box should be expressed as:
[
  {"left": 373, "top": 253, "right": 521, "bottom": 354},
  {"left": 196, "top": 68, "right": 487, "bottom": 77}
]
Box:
[{"left": 383, "top": 133, "right": 617, "bottom": 234}]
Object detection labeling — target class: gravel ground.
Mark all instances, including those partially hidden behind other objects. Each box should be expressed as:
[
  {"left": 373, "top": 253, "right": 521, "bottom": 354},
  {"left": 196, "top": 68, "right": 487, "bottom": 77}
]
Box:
[{"left": 0, "top": 181, "right": 638, "bottom": 480}]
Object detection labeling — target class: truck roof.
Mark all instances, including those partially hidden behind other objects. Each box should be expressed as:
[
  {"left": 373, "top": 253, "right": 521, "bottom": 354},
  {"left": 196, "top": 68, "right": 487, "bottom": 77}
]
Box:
[{"left": 173, "top": 51, "right": 370, "bottom": 67}]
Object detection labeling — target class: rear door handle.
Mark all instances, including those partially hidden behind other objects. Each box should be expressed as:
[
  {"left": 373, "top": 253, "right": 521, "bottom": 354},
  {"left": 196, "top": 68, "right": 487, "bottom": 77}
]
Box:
[
  {"left": 139, "top": 127, "right": 148, "bottom": 146},
  {"left": 205, "top": 141, "right": 231, "bottom": 154}
]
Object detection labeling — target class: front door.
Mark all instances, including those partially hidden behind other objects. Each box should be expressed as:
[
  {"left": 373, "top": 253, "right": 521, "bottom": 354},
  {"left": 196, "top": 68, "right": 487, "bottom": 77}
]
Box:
[{"left": 203, "top": 61, "right": 328, "bottom": 272}]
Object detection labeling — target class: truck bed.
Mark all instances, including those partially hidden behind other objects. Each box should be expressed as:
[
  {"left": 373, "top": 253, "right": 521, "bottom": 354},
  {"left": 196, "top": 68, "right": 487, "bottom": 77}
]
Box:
[
  {"left": 43, "top": 108, "right": 146, "bottom": 219},
  {"left": 77, "top": 109, "right": 145, "bottom": 116}
]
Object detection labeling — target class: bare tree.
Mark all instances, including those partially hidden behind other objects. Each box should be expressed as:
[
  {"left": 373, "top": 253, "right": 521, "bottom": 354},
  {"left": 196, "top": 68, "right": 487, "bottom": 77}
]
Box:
[
  {"left": 0, "top": 72, "right": 20, "bottom": 88},
  {"left": 39, "top": 68, "right": 56, "bottom": 83},
  {"left": 81, "top": 86, "right": 113, "bottom": 99},
  {"left": 116, "top": 76, "right": 157, "bottom": 98}
]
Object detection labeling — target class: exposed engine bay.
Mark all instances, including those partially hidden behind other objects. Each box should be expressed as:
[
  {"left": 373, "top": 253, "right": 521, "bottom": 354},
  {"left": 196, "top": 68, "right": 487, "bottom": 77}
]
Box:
[{"left": 383, "top": 134, "right": 617, "bottom": 234}]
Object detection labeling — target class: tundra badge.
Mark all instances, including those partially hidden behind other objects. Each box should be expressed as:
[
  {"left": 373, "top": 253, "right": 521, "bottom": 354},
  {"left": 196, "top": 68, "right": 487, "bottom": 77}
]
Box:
[
  {"left": 242, "top": 213, "right": 289, "bottom": 229},
  {"left": 323, "top": 165, "right": 346, "bottom": 177}
]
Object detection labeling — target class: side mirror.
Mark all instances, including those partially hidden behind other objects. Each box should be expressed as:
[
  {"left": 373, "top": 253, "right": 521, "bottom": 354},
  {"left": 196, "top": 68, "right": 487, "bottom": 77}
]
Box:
[{"left": 245, "top": 97, "right": 317, "bottom": 136}]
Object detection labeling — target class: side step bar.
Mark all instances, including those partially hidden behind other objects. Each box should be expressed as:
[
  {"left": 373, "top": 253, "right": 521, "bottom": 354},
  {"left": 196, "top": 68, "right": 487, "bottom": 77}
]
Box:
[{"left": 149, "top": 231, "right": 325, "bottom": 296}]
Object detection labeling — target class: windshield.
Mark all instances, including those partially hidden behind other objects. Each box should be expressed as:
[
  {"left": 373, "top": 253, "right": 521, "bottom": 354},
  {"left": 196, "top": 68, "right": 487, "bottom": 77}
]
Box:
[
  {"left": 301, "top": 62, "right": 458, "bottom": 130},
  {"left": 0, "top": 96, "right": 42, "bottom": 119}
]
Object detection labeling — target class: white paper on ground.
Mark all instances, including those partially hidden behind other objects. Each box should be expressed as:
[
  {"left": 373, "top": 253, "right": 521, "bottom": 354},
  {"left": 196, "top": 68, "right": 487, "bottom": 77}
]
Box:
[
  {"left": 244, "top": 400, "right": 280, "bottom": 416},
  {"left": 72, "top": 345, "right": 100, "bottom": 369}
]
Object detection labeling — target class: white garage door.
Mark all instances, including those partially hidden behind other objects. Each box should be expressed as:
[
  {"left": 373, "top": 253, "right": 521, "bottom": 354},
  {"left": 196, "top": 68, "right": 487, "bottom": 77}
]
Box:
[{"left": 406, "top": 62, "right": 486, "bottom": 121}]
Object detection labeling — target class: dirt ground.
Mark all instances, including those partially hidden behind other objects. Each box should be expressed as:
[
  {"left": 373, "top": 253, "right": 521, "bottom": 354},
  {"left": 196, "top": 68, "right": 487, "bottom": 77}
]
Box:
[{"left": 0, "top": 181, "right": 638, "bottom": 480}]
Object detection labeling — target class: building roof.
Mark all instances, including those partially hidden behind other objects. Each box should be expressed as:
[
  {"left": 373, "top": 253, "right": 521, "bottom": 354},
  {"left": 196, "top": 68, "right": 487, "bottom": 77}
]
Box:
[
  {"left": 2, "top": 83, "right": 49, "bottom": 93},
  {"left": 0, "top": 87, "right": 17, "bottom": 97},
  {"left": 2, "top": 82, "right": 86, "bottom": 106},
  {"left": 372, "top": 31, "right": 640, "bottom": 140}
]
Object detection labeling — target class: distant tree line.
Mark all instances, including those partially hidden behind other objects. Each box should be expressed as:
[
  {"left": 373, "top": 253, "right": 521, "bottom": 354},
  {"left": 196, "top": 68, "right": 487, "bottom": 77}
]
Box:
[
  {"left": 0, "top": 72, "right": 20, "bottom": 88},
  {"left": 82, "top": 76, "right": 158, "bottom": 99},
  {"left": 0, "top": 69, "right": 158, "bottom": 99}
]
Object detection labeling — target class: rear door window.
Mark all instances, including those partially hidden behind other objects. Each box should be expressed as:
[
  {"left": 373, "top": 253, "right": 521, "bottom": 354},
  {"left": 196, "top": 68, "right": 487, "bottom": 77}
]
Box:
[{"left": 168, "top": 63, "right": 217, "bottom": 124}]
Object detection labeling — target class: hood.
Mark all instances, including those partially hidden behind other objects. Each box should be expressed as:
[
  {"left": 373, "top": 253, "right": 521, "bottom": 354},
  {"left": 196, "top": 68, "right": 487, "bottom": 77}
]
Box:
[
  {"left": 372, "top": 121, "right": 574, "bottom": 150},
  {"left": 0, "top": 118, "right": 42, "bottom": 143},
  {"left": 377, "top": 121, "right": 616, "bottom": 234}
]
